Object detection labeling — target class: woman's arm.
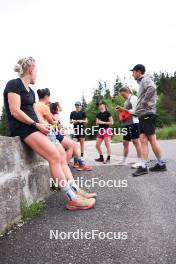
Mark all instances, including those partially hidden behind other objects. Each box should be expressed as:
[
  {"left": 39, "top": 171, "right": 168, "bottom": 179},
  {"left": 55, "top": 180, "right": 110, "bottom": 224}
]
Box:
[
  {"left": 78, "top": 118, "right": 88, "bottom": 124},
  {"left": 101, "top": 116, "right": 114, "bottom": 126},
  {"left": 43, "top": 113, "right": 55, "bottom": 125},
  {"left": 96, "top": 118, "right": 101, "bottom": 126},
  {"left": 8, "top": 93, "right": 35, "bottom": 125},
  {"left": 8, "top": 93, "right": 50, "bottom": 134},
  {"left": 33, "top": 103, "right": 45, "bottom": 123}
]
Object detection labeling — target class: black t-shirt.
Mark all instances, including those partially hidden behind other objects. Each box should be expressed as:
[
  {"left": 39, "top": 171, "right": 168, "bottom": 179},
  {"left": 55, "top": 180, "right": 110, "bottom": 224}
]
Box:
[
  {"left": 70, "top": 111, "right": 86, "bottom": 130},
  {"left": 96, "top": 111, "right": 112, "bottom": 129},
  {"left": 3, "top": 78, "right": 39, "bottom": 136}
]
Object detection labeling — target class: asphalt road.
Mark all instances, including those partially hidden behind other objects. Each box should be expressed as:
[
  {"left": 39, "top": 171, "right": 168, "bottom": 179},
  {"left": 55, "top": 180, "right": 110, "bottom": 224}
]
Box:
[{"left": 0, "top": 140, "right": 176, "bottom": 264}]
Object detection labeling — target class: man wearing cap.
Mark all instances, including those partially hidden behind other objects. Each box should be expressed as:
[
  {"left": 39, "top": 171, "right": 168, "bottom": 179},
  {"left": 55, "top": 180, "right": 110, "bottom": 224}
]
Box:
[
  {"left": 130, "top": 64, "right": 167, "bottom": 176},
  {"left": 70, "top": 101, "right": 88, "bottom": 160}
]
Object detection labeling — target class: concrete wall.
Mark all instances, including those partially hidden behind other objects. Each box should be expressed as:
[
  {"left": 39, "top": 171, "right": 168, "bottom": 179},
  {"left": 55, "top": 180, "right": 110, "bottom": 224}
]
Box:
[{"left": 0, "top": 136, "right": 51, "bottom": 234}]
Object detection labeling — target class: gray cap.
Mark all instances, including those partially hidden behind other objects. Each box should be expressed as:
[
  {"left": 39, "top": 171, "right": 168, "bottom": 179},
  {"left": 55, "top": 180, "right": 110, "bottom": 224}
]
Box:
[{"left": 75, "top": 101, "right": 82, "bottom": 106}]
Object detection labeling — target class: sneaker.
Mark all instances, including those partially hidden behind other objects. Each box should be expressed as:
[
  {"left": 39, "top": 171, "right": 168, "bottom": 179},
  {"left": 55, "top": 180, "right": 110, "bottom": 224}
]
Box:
[
  {"left": 66, "top": 196, "right": 96, "bottom": 210},
  {"left": 73, "top": 163, "right": 80, "bottom": 168},
  {"left": 95, "top": 157, "right": 104, "bottom": 162},
  {"left": 76, "top": 165, "right": 93, "bottom": 171},
  {"left": 76, "top": 189, "right": 97, "bottom": 199},
  {"left": 103, "top": 159, "right": 110, "bottom": 164},
  {"left": 131, "top": 162, "right": 140, "bottom": 169},
  {"left": 117, "top": 160, "right": 127, "bottom": 166},
  {"left": 149, "top": 163, "right": 167, "bottom": 172},
  {"left": 132, "top": 166, "right": 148, "bottom": 177}
]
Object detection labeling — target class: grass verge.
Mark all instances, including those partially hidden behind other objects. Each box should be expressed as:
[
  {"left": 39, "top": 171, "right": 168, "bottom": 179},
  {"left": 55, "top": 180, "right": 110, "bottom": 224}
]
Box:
[
  {"left": 156, "top": 125, "right": 176, "bottom": 140},
  {"left": 21, "top": 200, "right": 44, "bottom": 220},
  {"left": 111, "top": 134, "right": 123, "bottom": 143},
  {"left": 112, "top": 125, "right": 176, "bottom": 142}
]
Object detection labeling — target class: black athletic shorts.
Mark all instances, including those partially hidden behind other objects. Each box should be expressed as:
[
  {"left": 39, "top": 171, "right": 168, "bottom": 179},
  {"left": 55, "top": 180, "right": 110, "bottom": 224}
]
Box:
[
  {"left": 11, "top": 126, "right": 38, "bottom": 140},
  {"left": 72, "top": 127, "right": 85, "bottom": 140},
  {"left": 138, "top": 113, "right": 156, "bottom": 136},
  {"left": 73, "top": 133, "right": 85, "bottom": 140},
  {"left": 123, "top": 123, "right": 140, "bottom": 141}
]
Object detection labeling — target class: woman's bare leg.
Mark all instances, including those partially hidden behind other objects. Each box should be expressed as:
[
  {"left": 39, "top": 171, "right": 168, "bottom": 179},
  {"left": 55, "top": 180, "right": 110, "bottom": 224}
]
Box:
[
  {"left": 132, "top": 138, "right": 142, "bottom": 159},
  {"left": 79, "top": 138, "right": 85, "bottom": 156},
  {"left": 23, "top": 132, "right": 67, "bottom": 187},
  {"left": 96, "top": 138, "right": 103, "bottom": 155},
  {"left": 104, "top": 136, "right": 112, "bottom": 156},
  {"left": 61, "top": 137, "right": 74, "bottom": 163},
  {"left": 123, "top": 140, "right": 129, "bottom": 158},
  {"left": 56, "top": 143, "right": 74, "bottom": 182}
]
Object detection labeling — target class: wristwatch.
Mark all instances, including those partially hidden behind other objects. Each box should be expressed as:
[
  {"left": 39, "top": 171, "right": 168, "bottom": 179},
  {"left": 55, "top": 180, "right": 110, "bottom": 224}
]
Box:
[{"left": 31, "top": 121, "right": 37, "bottom": 128}]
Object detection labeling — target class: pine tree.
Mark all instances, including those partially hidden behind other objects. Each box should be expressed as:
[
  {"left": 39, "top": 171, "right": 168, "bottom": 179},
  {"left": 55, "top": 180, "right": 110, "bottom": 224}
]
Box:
[
  {"left": 0, "top": 106, "right": 9, "bottom": 136},
  {"left": 113, "top": 75, "right": 122, "bottom": 97},
  {"left": 92, "top": 81, "right": 104, "bottom": 103},
  {"left": 81, "top": 95, "right": 87, "bottom": 111},
  {"left": 104, "top": 81, "right": 111, "bottom": 99}
]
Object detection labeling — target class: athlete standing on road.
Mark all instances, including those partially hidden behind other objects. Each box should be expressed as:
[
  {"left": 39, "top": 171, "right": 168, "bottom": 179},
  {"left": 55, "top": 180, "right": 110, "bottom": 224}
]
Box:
[
  {"left": 116, "top": 87, "right": 142, "bottom": 168},
  {"left": 95, "top": 102, "right": 113, "bottom": 163},
  {"left": 70, "top": 101, "right": 88, "bottom": 159},
  {"left": 131, "top": 64, "right": 167, "bottom": 176}
]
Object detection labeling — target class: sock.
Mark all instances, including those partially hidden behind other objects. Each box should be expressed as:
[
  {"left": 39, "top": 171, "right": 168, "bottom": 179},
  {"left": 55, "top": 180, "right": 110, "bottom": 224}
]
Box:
[
  {"left": 77, "top": 159, "right": 85, "bottom": 166},
  {"left": 74, "top": 157, "right": 78, "bottom": 164},
  {"left": 81, "top": 153, "right": 84, "bottom": 157},
  {"left": 100, "top": 155, "right": 104, "bottom": 160},
  {"left": 69, "top": 179, "right": 79, "bottom": 193},
  {"left": 122, "top": 156, "right": 127, "bottom": 163},
  {"left": 107, "top": 156, "right": 111, "bottom": 161},
  {"left": 62, "top": 184, "right": 76, "bottom": 201},
  {"left": 157, "top": 158, "right": 165, "bottom": 166},
  {"left": 139, "top": 160, "right": 147, "bottom": 168}
]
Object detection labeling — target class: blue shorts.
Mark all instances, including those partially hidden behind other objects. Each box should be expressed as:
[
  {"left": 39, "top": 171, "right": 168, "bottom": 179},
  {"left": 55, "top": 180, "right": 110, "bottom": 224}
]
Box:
[{"left": 56, "top": 132, "right": 64, "bottom": 143}]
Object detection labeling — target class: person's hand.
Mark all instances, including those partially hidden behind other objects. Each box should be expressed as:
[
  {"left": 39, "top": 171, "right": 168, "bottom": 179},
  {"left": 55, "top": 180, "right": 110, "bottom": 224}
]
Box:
[
  {"left": 58, "top": 124, "right": 62, "bottom": 130},
  {"left": 73, "top": 120, "right": 78, "bottom": 124},
  {"left": 98, "top": 120, "right": 105, "bottom": 124},
  {"left": 117, "top": 106, "right": 126, "bottom": 112},
  {"left": 36, "top": 123, "right": 50, "bottom": 134}
]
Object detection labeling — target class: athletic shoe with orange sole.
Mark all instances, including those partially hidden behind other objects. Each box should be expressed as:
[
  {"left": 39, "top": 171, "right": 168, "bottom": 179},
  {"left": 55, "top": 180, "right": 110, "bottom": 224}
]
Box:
[
  {"left": 76, "top": 189, "right": 97, "bottom": 199},
  {"left": 76, "top": 164, "right": 93, "bottom": 171},
  {"left": 73, "top": 163, "right": 80, "bottom": 168},
  {"left": 66, "top": 196, "right": 96, "bottom": 210}
]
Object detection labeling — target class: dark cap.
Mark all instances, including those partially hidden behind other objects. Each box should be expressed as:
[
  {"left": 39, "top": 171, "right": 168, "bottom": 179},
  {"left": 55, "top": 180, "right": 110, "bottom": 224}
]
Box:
[
  {"left": 130, "top": 64, "right": 146, "bottom": 73},
  {"left": 75, "top": 101, "right": 82, "bottom": 106},
  {"left": 97, "top": 101, "right": 106, "bottom": 106}
]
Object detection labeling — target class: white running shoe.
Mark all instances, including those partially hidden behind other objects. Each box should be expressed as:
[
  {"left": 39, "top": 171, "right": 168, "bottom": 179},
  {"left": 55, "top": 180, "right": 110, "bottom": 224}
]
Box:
[
  {"left": 117, "top": 160, "right": 128, "bottom": 166},
  {"left": 131, "top": 162, "right": 140, "bottom": 169}
]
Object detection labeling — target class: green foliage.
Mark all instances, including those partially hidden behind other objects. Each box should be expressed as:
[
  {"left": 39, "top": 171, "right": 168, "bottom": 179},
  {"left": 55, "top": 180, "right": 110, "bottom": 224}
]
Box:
[
  {"left": 0, "top": 106, "right": 9, "bottom": 136},
  {"left": 21, "top": 200, "right": 44, "bottom": 220},
  {"left": 81, "top": 95, "right": 87, "bottom": 111},
  {"left": 111, "top": 134, "right": 123, "bottom": 143},
  {"left": 156, "top": 126, "right": 176, "bottom": 140},
  {"left": 113, "top": 75, "right": 123, "bottom": 97},
  {"left": 154, "top": 73, "right": 176, "bottom": 127},
  {"left": 112, "top": 126, "right": 176, "bottom": 141}
]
